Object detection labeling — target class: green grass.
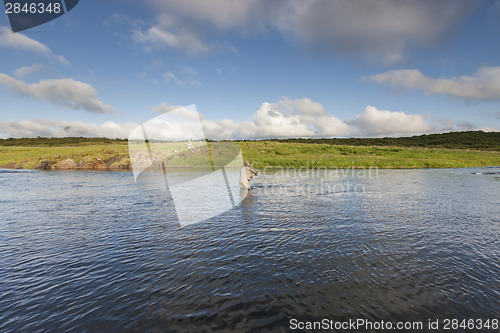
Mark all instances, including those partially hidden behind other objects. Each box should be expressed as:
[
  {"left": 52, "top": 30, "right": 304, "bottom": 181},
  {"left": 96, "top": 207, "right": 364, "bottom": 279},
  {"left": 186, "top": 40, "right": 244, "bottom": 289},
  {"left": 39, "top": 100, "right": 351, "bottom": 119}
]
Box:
[
  {"left": 1, "top": 140, "right": 499, "bottom": 170},
  {"left": 0, "top": 144, "right": 130, "bottom": 169},
  {"left": 237, "top": 141, "right": 500, "bottom": 169},
  {"left": 247, "top": 130, "right": 500, "bottom": 151}
]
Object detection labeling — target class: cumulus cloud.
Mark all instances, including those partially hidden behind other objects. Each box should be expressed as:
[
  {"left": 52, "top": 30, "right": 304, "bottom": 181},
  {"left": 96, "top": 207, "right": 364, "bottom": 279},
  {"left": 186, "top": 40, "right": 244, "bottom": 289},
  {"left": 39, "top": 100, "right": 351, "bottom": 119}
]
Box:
[
  {"left": 146, "top": 98, "right": 349, "bottom": 140},
  {"left": 138, "top": 0, "right": 478, "bottom": 63},
  {"left": 14, "top": 64, "right": 44, "bottom": 77},
  {"left": 0, "top": 74, "right": 113, "bottom": 113},
  {"left": 278, "top": 97, "right": 328, "bottom": 116},
  {"left": 367, "top": 67, "right": 500, "bottom": 101},
  {"left": 0, "top": 119, "right": 138, "bottom": 139},
  {"left": 1, "top": 99, "right": 492, "bottom": 140},
  {"left": 201, "top": 97, "right": 350, "bottom": 139},
  {"left": 151, "top": 99, "right": 492, "bottom": 139},
  {"left": 346, "top": 105, "right": 431, "bottom": 137},
  {"left": 0, "top": 26, "right": 69, "bottom": 65}
]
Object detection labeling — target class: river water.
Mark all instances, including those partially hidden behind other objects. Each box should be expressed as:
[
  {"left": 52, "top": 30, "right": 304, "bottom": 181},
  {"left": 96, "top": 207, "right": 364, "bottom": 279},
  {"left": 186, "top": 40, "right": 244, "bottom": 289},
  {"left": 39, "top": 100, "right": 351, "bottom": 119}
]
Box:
[{"left": 1, "top": 167, "right": 499, "bottom": 332}]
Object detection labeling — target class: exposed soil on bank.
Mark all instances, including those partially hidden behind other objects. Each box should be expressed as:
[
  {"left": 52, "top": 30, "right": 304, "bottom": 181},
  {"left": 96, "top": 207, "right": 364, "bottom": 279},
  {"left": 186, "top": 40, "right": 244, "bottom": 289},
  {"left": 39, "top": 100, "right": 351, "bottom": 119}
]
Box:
[{"left": 0, "top": 155, "right": 131, "bottom": 170}]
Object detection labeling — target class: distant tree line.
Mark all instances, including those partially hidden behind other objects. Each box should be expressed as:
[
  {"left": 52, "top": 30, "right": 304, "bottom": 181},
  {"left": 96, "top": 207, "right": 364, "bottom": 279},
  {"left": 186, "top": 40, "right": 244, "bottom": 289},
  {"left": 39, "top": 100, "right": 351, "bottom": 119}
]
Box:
[
  {"left": 1, "top": 131, "right": 499, "bottom": 150},
  {"left": 0, "top": 136, "right": 128, "bottom": 146},
  {"left": 237, "top": 131, "right": 500, "bottom": 151}
]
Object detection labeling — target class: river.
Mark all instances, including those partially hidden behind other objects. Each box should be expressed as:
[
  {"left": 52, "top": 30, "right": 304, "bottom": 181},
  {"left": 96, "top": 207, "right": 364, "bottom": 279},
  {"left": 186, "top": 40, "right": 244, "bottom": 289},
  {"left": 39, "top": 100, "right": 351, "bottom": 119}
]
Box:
[{"left": 1, "top": 167, "right": 499, "bottom": 332}]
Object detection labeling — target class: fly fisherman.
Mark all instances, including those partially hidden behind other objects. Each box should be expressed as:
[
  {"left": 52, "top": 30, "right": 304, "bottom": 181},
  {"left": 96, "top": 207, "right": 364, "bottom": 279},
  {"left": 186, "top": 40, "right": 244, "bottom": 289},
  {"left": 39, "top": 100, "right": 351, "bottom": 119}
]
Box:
[{"left": 239, "top": 160, "right": 259, "bottom": 189}]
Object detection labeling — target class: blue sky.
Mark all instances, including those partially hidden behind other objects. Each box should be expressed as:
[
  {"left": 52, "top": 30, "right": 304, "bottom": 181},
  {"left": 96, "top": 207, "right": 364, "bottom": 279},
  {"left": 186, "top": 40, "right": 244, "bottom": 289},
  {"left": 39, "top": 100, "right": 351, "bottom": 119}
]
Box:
[{"left": 0, "top": 0, "right": 500, "bottom": 139}]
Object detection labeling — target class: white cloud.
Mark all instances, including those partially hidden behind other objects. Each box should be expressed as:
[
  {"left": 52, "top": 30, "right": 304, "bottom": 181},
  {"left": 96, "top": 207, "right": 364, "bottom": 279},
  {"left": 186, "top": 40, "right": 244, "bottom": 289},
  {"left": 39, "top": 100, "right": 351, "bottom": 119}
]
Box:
[
  {"left": 0, "top": 119, "right": 138, "bottom": 139},
  {"left": 368, "top": 67, "right": 500, "bottom": 101},
  {"left": 0, "top": 26, "right": 70, "bottom": 65},
  {"left": 346, "top": 105, "right": 431, "bottom": 137},
  {"left": 14, "top": 64, "right": 44, "bottom": 77},
  {"left": 146, "top": 0, "right": 273, "bottom": 30},
  {"left": 0, "top": 74, "right": 113, "bottom": 113},
  {"left": 55, "top": 55, "right": 70, "bottom": 66},
  {"left": 200, "top": 97, "right": 350, "bottom": 139},
  {"left": 152, "top": 99, "right": 493, "bottom": 139},
  {"left": 162, "top": 72, "right": 176, "bottom": 81},
  {"left": 276, "top": 0, "right": 477, "bottom": 64},
  {"left": 1, "top": 100, "right": 493, "bottom": 140},
  {"left": 139, "top": 0, "right": 478, "bottom": 64},
  {"left": 151, "top": 102, "right": 185, "bottom": 114},
  {"left": 132, "top": 14, "right": 211, "bottom": 56},
  {"left": 161, "top": 66, "right": 201, "bottom": 86},
  {"left": 278, "top": 97, "right": 328, "bottom": 116},
  {"left": 0, "top": 26, "right": 50, "bottom": 53}
]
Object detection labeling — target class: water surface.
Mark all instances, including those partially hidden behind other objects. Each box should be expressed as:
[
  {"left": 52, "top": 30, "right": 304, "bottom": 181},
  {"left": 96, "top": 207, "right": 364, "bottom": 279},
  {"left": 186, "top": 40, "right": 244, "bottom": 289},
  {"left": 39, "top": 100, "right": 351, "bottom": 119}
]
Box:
[{"left": 1, "top": 167, "right": 499, "bottom": 332}]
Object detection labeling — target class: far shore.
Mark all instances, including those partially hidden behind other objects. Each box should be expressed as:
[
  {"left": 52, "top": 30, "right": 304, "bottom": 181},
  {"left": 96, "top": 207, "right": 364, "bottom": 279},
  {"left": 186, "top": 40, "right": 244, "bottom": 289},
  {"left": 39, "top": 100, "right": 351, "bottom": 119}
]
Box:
[{"left": 1, "top": 139, "right": 499, "bottom": 171}]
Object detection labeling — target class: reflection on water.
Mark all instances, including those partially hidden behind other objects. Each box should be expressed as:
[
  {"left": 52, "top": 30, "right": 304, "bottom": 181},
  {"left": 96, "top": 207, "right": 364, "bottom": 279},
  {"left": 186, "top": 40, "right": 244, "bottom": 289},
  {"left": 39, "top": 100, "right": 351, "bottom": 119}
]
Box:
[{"left": 0, "top": 167, "right": 499, "bottom": 332}]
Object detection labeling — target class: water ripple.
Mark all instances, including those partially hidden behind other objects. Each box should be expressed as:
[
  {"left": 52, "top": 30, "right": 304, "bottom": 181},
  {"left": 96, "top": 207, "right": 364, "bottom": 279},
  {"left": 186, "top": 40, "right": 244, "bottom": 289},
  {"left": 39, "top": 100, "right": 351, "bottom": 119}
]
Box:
[{"left": 0, "top": 168, "right": 499, "bottom": 331}]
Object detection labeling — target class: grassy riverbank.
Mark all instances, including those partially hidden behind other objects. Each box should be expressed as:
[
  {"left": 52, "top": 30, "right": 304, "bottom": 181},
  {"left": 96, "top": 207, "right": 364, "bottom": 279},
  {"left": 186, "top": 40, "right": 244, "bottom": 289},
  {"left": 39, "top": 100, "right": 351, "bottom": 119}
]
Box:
[
  {"left": 238, "top": 142, "right": 500, "bottom": 168},
  {"left": 1, "top": 131, "right": 499, "bottom": 169},
  {"left": 0, "top": 144, "right": 131, "bottom": 170}
]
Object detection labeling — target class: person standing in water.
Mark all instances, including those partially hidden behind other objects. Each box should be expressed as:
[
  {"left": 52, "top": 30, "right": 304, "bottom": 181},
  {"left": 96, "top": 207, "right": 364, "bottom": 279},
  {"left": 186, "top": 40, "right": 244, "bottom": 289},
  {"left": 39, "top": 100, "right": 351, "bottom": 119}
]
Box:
[{"left": 240, "top": 160, "right": 258, "bottom": 189}]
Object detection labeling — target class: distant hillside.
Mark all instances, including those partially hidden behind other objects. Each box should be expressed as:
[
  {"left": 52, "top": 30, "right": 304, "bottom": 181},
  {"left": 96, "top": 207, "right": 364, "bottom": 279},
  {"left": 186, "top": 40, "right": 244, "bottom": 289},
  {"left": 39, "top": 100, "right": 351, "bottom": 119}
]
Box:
[
  {"left": 0, "top": 131, "right": 499, "bottom": 150},
  {"left": 1, "top": 131, "right": 499, "bottom": 169},
  {"left": 240, "top": 131, "right": 500, "bottom": 151},
  {"left": 0, "top": 137, "right": 128, "bottom": 146}
]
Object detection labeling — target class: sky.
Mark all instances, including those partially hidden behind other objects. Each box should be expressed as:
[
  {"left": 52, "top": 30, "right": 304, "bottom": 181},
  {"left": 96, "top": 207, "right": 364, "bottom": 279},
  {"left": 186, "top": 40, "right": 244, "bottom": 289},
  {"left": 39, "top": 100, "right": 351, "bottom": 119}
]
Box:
[{"left": 1, "top": 0, "right": 500, "bottom": 139}]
